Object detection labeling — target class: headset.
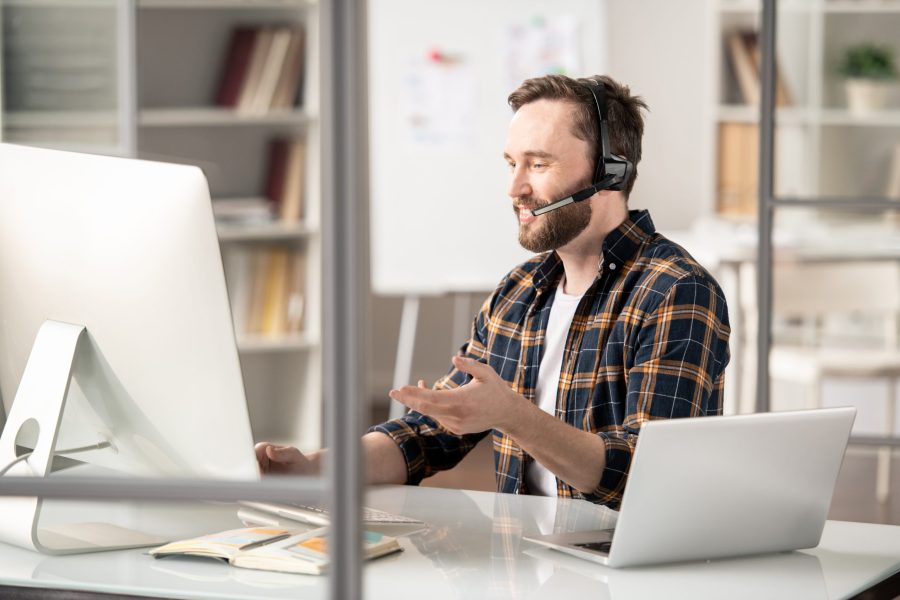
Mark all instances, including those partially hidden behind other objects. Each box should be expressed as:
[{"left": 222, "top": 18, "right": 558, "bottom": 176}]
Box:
[{"left": 530, "top": 78, "right": 634, "bottom": 217}]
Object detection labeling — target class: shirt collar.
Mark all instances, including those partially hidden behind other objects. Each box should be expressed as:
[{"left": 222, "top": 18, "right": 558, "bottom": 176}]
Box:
[{"left": 532, "top": 209, "right": 656, "bottom": 291}]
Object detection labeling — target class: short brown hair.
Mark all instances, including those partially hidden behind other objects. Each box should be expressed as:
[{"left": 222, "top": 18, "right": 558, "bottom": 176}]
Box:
[{"left": 508, "top": 74, "right": 648, "bottom": 198}]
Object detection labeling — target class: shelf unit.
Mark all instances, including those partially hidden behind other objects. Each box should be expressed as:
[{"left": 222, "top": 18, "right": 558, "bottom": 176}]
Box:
[
  {"left": 709, "top": 0, "right": 900, "bottom": 214},
  {"left": 0, "top": 0, "right": 323, "bottom": 450}
]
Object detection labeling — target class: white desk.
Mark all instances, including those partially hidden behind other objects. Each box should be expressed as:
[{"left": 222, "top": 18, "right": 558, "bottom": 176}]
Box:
[{"left": 0, "top": 485, "right": 898, "bottom": 599}]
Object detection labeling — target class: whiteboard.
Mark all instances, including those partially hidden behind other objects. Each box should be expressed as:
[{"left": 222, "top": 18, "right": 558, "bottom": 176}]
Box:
[{"left": 368, "top": 0, "right": 608, "bottom": 294}]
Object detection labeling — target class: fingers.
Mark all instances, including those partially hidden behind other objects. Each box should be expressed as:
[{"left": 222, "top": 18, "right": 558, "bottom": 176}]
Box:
[
  {"left": 255, "top": 442, "right": 271, "bottom": 473},
  {"left": 389, "top": 384, "right": 435, "bottom": 415},
  {"left": 452, "top": 355, "right": 494, "bottom": 380},
  {"left": 265, "top": 444, "right": 305, "bottom": 465}
]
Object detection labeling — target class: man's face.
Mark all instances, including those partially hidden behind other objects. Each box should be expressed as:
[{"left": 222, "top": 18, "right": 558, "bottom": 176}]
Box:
[{"left": 503, "top": 99, "right": 594, "bottom": 253}]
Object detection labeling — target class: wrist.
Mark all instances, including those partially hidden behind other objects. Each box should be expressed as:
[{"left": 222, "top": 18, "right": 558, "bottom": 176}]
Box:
[
  {"left": 498, "top": 388, "right": 534, "bottom": 438},
  {"left": 307, "top": 449, "right": 325, "bottom": 475}
]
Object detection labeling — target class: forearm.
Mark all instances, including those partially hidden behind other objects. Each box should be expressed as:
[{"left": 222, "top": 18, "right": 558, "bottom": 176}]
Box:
[
  {"left": 293, "top": 433, "right": 407, "bottom": 486},
  {"left": 504, "top": 398, "right": 606, "bottom": 494}
]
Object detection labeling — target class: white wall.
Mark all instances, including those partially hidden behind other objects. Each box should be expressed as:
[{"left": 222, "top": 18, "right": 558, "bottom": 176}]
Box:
[{"left": 606, "top": 0, "right": 713, "bottom": 231}]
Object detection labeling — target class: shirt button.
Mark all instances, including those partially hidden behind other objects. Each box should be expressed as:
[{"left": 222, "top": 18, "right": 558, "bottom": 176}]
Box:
[{"left": 609, "top": 263, "right": 617, "bottom": 270}]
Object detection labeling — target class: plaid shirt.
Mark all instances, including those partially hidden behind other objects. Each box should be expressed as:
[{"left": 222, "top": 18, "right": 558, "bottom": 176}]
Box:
[{"left": 371, "top": 210, "right": 730, "bottom": 509}]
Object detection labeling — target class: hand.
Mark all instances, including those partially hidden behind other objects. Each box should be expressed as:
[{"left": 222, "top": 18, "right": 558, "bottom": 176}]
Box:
[
  {"left": 255, "top": 442, "right": 318, "bottom": 476},
  {"left": 388, "top": 356, "right": 523, "bottom": 435}
]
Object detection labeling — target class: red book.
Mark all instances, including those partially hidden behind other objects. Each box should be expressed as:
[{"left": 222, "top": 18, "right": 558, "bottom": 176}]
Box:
[
  {"left": 215, "top": 27, "right": 257, "bottom": 107},
  {"left": 265, "top": 139, "right": 289, "bottom": 212}
]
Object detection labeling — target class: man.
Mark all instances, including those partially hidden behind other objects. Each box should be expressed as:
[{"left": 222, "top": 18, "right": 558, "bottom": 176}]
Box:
[{"left": 257, "top": 74, "right": 730, "bottom": 509}]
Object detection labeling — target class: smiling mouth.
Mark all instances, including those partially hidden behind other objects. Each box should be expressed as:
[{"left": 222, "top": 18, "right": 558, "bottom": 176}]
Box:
[{"left": 518, "top": 209, "right": 536, "bottom": 224}]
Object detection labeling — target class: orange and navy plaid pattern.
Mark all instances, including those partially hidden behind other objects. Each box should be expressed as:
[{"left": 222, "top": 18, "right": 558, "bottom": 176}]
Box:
[{"left": 371, "top": 210, "right": 731, "bottom": 509}]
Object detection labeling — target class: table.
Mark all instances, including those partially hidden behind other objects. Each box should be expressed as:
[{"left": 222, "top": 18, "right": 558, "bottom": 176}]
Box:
[{"left": 0, "top": 485, "right": 898, "bottom": 599}]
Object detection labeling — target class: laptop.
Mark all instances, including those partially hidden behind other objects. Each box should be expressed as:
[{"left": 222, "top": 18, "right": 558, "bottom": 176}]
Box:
[{"left": 524, "top": 407, "right": 856, "bottom": 568}]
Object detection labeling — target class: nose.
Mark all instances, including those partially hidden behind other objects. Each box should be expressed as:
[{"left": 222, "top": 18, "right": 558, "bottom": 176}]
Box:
[{"left": 507, "top": 165, "right": 532, "bottom": 201}]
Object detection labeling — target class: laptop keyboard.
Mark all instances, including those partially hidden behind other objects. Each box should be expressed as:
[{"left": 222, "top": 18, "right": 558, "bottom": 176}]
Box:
[{"left": 574, "top": 541, "right": 612, "bottom": 554}]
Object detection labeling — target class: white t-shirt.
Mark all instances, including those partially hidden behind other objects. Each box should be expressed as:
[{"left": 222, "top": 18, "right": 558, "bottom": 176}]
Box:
[{"left": 524, "top": 277, "right": 584, "bottom": 497}]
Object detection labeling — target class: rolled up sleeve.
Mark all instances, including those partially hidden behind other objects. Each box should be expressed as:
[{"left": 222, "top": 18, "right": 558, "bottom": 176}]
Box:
[{"left": 586, "top": 274, "right": 731, "bottom": 507}]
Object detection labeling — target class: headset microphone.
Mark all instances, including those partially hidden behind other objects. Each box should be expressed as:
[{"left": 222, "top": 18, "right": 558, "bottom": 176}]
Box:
[{"left": 529, "top": 78, "right": 633, "bottom": 217}]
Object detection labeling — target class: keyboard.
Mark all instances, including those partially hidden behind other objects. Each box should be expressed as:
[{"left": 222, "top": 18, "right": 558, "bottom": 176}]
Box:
[{"left": 241, "top": 501, "right": 424, "bottom": 527}]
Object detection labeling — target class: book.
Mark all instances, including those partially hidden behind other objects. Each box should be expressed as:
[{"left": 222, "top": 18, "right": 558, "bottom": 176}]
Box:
[
  {"left": 742, "top": 31, "right": 792, "bottom": 107},
  {"left": 237, "top": 28, "right": 275, "bottom": 113},
  {"left": 265, "top": 139, "right": 290, "bottom": 214},
  {"left": 214, "top": 25, "right": 306, "bottom": 114},
  {"left": 215, "top": 27, "right": 257, "bottom": 107},
  {"left": 149, "top": 526, "right": 402, "bottom": 576},
  {"left": 246, "top": 249, "right": 272, "bottom": 334},
  {"left": 279, "top": 139, "right": 306, "bottom": 223},
  {"left": 285, "top": 251, "right": 306, "bottom": 334},
  {"left": 725, "top": 29, "right": 791, "bottom": 107},
  {"left": 212, "top": 198, "right": 274, "bottom": 224},
  {"left": 716, "top": 122, "right": 758, "bottom": 217},
  {"left": 260, "top": 247, "right": 290, "bottom": 335},
  {"left": 237, "top": 248, "right": 307, "bottom": 336},
  {"left": 726, "top": 30, "right": 759, "bottom": 105},
  {"left": 887, "top": 143, "right": 900, "bottom": 200},
  {"left": 249, "top": 27, "right": 293, "bottom": 114},
  {"left": 271, "top": 27, "right": 306, "bottom": 110}
]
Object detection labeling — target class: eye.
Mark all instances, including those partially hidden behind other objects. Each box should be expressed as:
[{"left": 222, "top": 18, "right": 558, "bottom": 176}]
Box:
[{"left": 532, "top": 161, "right": 546, "bottom": 170}]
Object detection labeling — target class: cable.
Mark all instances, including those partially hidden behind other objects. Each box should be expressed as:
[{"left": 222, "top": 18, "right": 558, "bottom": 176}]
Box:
[{"left": 0, "top": 440, "right": 112, "bottom": 477}]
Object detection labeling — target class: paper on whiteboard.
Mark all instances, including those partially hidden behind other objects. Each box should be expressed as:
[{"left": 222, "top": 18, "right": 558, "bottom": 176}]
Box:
[
  {"left": 505, "top": 15, "right": 581, "bottom": 92},
  {"left": 401, "top": 57, "right": 477, "bottom": 149}
]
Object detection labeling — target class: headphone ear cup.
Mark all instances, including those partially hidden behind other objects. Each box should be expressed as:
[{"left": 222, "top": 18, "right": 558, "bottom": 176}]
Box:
[{"left": 603, "top": 155, "right": 632, "bottom": 191}]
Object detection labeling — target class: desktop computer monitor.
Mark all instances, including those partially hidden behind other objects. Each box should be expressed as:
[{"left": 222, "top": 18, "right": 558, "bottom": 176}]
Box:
[{"left": 0, "top": 143, "right": 260, "bottom": 552}]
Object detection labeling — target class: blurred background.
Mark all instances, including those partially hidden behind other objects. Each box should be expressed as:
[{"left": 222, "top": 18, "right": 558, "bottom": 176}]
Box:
[{"left": 2, "top": 0, "right": 899, "bottom": 524}]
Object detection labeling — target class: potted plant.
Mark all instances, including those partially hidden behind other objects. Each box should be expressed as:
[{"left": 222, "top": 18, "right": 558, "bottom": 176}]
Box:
[{"left": 837, "top": 43, "right": 898, "bottom": 114}]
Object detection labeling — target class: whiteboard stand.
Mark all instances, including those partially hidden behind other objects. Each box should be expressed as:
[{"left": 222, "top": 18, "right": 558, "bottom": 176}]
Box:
[
  {"left": 449, "top": 293, "right": 471, "bottom": 358},
  {"left": 390, "top": 296, "right": 421, "bottom": 420},
  {"left": 389, "top": 293, "right": 475, "bottom": 421}
]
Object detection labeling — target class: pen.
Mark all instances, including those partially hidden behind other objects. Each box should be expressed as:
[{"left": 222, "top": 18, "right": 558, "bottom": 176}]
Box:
[{"left": 239, "top": 533, "right": 291, "bottom": 551}]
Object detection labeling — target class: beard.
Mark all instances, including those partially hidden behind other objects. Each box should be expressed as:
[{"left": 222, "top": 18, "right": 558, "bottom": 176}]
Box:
[{"left": 514, "top": 187, "right": 593, "bottom": 253}]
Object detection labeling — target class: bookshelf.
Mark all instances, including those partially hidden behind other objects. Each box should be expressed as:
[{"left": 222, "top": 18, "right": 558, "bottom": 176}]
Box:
[
  {"left": 0, "top": 0, "right": 323, "bottom": 451},
  {"left": 709, "top": 0, "right": 900, "bottom": 217}
]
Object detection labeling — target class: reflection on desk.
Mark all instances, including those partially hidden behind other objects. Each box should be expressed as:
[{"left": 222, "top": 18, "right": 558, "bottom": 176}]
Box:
[{"left": 0, "top": 486, "right": 898, "bottom": 599}]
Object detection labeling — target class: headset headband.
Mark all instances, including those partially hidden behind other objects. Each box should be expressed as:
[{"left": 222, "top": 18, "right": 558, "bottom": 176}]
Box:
[{"left": 580, "top": 78, "right": 632, "bottom": 192}]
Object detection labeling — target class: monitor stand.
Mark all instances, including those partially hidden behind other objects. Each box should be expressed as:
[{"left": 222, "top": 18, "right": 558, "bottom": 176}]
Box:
[{"left": 0, "top": 320, "right": 167, "bottom": 554}]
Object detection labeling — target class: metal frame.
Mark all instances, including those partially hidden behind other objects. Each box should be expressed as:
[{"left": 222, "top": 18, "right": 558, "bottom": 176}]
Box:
[
  {"left": 756, "top": 0, "right": 900, "bottom": 414},
  {"left": 116, "top": 0, "right": 138, "bottom": 158},
  {"left": 320, "top": 0, "right": 368, "bottom": 596},
  {"left": 0, "top": 0, "right": 368, "bottom": 596}
]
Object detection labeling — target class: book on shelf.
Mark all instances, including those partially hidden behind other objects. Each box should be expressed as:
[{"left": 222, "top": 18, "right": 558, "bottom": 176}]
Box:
[
  {"left": 724, "top": 29, "right": 792, "bottom": 107},
  {"left": 215, "top": 25, "right": 306, "bottom": 115},
  {"left": 236, "top": 28, "right": 274, "bottom": 113},
  {"left": 223, "top": 246, "right": 306, "bottom": 338},
  {"left": 716, "top": 122, "right": 758, "bottom": 217},
  {"left": 212, "top": 198, "right": 274, "bottom": 225},
  {"left": 272, "top": 28, "right": 306, "bottom": 110},
  {"left": 887, "top": 143, "right": 900, "bottom": 200},
  {"left": 265, "top": 137, "right": 307, "bottom": 223},
  {"left": 215, "top": 27, "right": 256, "bottom": 107},
  {"left": 149, "top": 526, "right": 402, "bottom": 576},
  {"left": 260, "top": 248, "right": 290, "bottom": 335}
]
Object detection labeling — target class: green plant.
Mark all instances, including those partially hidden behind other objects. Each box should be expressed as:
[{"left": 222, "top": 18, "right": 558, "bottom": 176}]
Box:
[{"left": 837, "top": 44, "right": 897, "bottom": 80}]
